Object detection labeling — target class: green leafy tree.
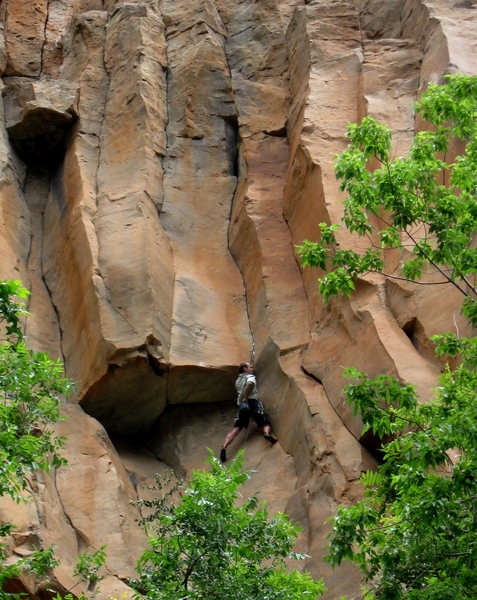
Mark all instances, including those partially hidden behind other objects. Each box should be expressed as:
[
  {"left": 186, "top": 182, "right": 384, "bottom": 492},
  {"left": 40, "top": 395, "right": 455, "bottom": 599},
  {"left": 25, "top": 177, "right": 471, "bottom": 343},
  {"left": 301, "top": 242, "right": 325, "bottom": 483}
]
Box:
[
  {"left": 0, "top": 280, "right": 72, "bottom": 500},
  {"left": 130, "top": 453, "right": 325, "bottom": 600},
  {"left": 298, "top": 73, "right": 476, "bottom": 323},
  {"left": 0, "top": 280, "right": 74, "bottom": 598},
  {"left": 327, "top": 348, "right": 477, "bottom": 600},
  {"left": 297, "top": 74, "right": 477, "bottom": 599}
]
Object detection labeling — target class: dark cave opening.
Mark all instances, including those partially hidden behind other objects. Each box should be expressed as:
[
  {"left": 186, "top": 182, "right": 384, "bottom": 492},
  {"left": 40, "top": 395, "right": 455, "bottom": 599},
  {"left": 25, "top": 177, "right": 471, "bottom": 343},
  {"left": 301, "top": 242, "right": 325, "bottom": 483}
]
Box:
[{"left": 402, "top": 316, "right": 418, "bottom": 348}]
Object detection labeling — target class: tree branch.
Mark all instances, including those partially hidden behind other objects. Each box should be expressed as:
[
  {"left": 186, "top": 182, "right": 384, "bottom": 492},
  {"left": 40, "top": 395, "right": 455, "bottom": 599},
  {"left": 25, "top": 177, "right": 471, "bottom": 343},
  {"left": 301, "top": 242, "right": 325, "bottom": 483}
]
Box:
[{"left": 183, "top": 550, "right": 208, "bottom": 591}]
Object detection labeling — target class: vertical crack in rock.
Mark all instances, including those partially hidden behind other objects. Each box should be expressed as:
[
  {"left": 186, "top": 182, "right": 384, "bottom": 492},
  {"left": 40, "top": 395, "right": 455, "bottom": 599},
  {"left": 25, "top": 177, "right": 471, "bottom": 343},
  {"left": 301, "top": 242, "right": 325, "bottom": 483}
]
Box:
[
  {"left": 40, "top": 0, "right": 49, "bottom": 75},
  {"left": 142, "top": 6, "right": 175, "bottom": 395},
  {"left": 50, "top": 467, "right": 84, "bottom": 549},
  {"left": 158, "top": 0, "right": 250, "bottom": 387},
  {"left": 42, "top": 167, "right": 72, "bottom": 365},
  {"left": 94, "top": 14, "right": 110, "bottom": 211},
  {"left": 216, "top": 0, "right": 310, "bottom": 363},
  {"left": 213, "top": 1, "right": 254, "bottom": 359},
  {"left": 24, "top": 165, "right": 66, "bottom": 362}
]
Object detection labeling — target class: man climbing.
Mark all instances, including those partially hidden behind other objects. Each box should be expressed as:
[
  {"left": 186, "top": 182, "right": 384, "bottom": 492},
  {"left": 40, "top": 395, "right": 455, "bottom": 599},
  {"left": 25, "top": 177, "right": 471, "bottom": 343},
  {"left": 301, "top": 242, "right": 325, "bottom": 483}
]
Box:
[{"left": 220, "top": 362, "right": 277, "bottom": 462}]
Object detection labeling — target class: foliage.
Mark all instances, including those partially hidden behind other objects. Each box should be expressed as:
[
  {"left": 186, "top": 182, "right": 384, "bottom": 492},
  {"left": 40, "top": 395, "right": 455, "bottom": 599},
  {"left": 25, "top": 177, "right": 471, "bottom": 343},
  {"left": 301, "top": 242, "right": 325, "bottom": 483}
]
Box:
[
  {"left": 0, "top": 544, "right": 59, "bottom": 592},
  {"left": 73, "top": 546, "right": 107, "bottom": 591},
  {"left": 327, "top": 351, "right": 477, "bottom": 599},
  {"left": 130, "top": 453, "right": 325, "bottom": 600},
  {"left": 0, "top": 280, "right": 73, "bottom": 598},
  {"left": 296, "top": 73, "right": 477, "bottom": 323},
  {"left": 0, "top": 340, "right": 71, "bottom": 500},
  {"left": 0, "top": 281, "right": 30, "bottom": 338},
  {"left": 297, "top": 74, "right": 477, "bottom": 599},
  {"left": 0, "top": 281, "right": 73, "bottom": 501}
]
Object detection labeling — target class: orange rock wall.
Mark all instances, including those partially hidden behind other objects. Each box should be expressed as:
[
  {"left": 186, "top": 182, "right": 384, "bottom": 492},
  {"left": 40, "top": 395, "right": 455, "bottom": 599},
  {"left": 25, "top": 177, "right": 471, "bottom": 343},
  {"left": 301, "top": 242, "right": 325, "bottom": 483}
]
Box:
[{"left": 0, "top": 1, "right": 476, "bottom": 598}]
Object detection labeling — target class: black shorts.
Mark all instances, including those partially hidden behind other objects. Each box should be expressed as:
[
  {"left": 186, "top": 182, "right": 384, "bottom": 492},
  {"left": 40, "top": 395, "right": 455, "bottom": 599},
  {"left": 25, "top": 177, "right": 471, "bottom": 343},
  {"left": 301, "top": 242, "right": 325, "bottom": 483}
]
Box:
[{"left": 234, "top": 399, "right": 270, "bottom": 429}]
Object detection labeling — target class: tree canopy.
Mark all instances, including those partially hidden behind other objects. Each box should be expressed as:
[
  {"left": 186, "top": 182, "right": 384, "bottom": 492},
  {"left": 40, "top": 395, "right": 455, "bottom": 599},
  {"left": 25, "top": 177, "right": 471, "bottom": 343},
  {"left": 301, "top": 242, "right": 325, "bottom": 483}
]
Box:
[
  {"left": 130, "top": 453, "right": 325, "bottom": 600},
  {"left": 297, "top": 74, "right": 477, "bottom": 599}
]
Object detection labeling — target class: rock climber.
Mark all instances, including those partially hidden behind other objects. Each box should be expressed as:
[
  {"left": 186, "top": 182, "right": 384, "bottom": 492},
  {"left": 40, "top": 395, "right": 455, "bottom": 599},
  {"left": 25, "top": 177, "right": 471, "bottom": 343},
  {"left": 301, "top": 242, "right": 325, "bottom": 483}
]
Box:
[{"left": 220, "top": 362, "right": 277, "bottom": 462}]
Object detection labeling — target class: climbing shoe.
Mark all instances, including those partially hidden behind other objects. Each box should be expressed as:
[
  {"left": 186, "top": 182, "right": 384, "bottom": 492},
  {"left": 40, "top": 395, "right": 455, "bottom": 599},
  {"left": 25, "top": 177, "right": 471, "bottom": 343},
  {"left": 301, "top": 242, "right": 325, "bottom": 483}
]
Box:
[
  {"left": 264, "top": 433, "right": 277, "bottom": 445},
  {"left": 220, "top": 447, "right": 227, "bottom": 462}
]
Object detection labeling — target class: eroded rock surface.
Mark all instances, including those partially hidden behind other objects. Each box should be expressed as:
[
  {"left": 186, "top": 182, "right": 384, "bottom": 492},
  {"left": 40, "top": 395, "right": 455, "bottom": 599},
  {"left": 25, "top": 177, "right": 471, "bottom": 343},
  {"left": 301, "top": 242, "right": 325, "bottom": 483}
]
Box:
[
  {"left": 2, "top": 78, "right": 79, "bottom": 165},
  {"left": 0, "top": 0, "right": 476, "bottom": 598}
]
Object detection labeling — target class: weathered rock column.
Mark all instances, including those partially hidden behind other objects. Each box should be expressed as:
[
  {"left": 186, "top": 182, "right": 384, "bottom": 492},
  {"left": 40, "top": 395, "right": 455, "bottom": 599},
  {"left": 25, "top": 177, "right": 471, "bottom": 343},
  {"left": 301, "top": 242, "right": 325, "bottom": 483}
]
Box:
[{"left": 158, "top": 0, "right": 251, "bottom": 403}]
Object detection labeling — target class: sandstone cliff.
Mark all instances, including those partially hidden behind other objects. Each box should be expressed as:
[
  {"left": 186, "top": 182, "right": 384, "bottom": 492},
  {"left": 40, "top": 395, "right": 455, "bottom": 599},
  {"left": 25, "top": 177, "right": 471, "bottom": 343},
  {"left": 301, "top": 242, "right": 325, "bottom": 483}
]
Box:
[{"left": 0, "top": 1, "right": 475, "bottom": 598}]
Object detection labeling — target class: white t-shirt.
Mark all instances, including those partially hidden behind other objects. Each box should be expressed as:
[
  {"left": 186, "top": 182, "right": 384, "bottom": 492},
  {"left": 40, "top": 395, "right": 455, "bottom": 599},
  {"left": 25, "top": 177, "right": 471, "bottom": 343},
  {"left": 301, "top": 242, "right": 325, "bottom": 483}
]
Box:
[{"left": 235, "top": 373, "right": 258, "bottom": 404}]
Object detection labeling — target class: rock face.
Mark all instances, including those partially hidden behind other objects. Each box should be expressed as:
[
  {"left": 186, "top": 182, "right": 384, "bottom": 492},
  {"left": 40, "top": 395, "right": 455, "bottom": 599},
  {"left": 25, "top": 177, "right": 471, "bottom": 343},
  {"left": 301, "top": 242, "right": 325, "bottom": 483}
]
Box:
[
  {"left": 0, "top": 0, "right": 475, "bottom": 598},
  {"left": 3, "top": 78, "right": 79, "bottom": 165}
]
